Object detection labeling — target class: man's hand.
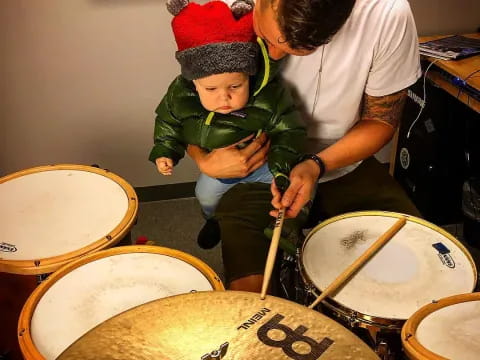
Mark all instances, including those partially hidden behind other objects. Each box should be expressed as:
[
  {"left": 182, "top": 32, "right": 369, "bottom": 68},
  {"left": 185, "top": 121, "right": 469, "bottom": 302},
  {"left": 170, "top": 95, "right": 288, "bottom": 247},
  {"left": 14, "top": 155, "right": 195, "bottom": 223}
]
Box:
[
  {"left": 155, "top": 157, "right": 174, "bottom": 175},
  {"left": 270, "top": 159, "right": 320, "bottom": 218},
  {"left": 187, "top": 133, "right": 270, "bottom": 178}
]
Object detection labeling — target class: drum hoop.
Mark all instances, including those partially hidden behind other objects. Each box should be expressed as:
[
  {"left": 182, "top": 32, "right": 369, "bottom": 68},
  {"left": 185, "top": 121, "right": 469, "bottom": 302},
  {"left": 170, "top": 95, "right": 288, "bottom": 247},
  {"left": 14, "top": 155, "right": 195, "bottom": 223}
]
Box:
[
  {"left": 401, "top": 292, "right": 480, "bottom": 360},
  {"left": 299, "top": 211, "right": 478, "bottom": 327},
  {"left": 0, "top": 164, "right": 138, "bottom": 275},
  {"left": 17, "top": 245, "right": 225, "bottom": 360}
]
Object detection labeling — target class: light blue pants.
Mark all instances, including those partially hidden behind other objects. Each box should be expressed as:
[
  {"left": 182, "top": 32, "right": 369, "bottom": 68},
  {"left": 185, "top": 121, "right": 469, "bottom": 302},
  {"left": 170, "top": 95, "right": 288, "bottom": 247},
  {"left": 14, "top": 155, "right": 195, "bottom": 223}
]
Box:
[{"left": 195, "top": 163, "right": 273, "bottom": 218}]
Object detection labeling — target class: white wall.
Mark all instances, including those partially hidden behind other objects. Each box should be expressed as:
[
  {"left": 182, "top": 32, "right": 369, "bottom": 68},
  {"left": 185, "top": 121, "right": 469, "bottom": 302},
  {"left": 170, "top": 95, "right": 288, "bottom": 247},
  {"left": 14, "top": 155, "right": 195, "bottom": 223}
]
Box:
[
  {"left": 411, "top": 0, "right": 479, "bottom": 36},
  {"left": 1, "top": 0, "right": 479, "bottom": 186},
  {"left": 0, "top": 0, "right": 200, "bottom": 187}
]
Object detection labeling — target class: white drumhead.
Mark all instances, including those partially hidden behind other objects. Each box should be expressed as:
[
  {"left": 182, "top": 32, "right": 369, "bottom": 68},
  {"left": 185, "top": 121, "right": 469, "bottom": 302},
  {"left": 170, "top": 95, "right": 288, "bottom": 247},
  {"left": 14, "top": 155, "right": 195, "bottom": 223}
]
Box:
[
  {"left": 1, "top": 168, "right": 129, "bottom": 260},
  {"left": 302, "top": 212, "right": 476, "bottom": 320},
  {"left": 416, "top": 300, "right": 480, "bottom": 360},
  {"left": 30, "top": 251, "right": 215, "bottom": 359}
]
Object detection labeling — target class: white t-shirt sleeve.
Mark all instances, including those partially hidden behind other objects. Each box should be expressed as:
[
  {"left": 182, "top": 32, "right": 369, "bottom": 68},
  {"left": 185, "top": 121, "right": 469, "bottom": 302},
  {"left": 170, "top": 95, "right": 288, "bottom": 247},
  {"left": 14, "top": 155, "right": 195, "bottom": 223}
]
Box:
[{"left": 365, "top": 0, "right": 421, "bottom": 96}]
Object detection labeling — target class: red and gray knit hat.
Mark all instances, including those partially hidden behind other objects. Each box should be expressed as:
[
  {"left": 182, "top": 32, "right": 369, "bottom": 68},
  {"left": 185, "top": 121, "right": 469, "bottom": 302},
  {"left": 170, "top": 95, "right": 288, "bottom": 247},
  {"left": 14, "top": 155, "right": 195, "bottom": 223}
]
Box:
[{"left": 167, "top": 0, "right": 258, "bottom": 80}]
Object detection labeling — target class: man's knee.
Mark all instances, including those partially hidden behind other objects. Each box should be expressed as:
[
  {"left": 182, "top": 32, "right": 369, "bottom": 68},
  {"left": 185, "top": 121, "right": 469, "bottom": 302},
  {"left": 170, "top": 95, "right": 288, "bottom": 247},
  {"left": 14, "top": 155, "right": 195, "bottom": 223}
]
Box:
[{"left": 228, "top": 274, "right": 263, "bottom": 293}]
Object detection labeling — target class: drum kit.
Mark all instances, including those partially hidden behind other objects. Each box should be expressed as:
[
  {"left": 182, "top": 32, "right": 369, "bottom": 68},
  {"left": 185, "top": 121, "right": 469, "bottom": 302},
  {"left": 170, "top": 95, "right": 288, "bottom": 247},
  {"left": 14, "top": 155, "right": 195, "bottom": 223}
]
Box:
[{"left": 1, "top": 165, "right": 479, "bottom": 360}]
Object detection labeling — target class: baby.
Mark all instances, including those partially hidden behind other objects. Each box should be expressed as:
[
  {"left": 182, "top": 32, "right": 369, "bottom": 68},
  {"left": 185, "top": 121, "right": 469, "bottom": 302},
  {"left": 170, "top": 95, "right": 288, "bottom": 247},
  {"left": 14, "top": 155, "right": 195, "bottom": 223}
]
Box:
[{"left": 149, "top": 0, "right": 305, "bottom": 248}]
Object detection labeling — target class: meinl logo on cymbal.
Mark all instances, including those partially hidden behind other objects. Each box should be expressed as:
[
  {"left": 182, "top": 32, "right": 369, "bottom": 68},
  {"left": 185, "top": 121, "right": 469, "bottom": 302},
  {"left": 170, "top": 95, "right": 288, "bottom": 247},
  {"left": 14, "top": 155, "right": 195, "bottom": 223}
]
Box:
[
  {"left": 257, "top": 313, "right": 334, "bottom": 360},
  {"left": 237, "top": 308, "right": 271, "bottom": 330}
]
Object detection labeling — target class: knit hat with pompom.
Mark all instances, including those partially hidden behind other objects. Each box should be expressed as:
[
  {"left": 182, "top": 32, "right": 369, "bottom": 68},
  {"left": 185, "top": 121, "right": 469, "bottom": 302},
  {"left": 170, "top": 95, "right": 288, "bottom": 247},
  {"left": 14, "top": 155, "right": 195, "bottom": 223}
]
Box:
[{"left": 167, "top": 0, "right": 258, "bottom": 80}]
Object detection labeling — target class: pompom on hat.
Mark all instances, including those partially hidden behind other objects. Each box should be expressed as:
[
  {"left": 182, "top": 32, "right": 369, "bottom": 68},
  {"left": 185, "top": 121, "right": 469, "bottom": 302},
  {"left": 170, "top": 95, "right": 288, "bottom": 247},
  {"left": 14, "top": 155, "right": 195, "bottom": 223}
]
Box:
[{"left": 167, "top": 0, "right": 258, "bottom": 80}]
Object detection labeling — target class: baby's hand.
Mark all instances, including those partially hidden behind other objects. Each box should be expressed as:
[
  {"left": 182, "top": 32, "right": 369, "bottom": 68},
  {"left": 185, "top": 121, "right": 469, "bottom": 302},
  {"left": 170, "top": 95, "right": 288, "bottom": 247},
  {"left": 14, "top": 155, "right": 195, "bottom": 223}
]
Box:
[{"left": 156, "top": 157, "right": 174, "bottom": 175}]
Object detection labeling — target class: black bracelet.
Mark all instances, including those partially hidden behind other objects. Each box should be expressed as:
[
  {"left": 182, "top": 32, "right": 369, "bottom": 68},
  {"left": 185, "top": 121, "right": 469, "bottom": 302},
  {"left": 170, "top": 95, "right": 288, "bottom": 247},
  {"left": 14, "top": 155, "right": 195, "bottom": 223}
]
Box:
[{"left": 300, "top": 154, "right": 326, "bottom": 179}]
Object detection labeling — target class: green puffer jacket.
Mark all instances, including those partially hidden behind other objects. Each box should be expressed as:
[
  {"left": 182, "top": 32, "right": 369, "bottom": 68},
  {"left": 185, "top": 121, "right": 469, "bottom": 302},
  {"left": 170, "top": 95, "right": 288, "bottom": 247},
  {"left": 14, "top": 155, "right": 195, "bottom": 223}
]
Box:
[{"left": 149, "top": 43, "right": 306, "bottom": 183}]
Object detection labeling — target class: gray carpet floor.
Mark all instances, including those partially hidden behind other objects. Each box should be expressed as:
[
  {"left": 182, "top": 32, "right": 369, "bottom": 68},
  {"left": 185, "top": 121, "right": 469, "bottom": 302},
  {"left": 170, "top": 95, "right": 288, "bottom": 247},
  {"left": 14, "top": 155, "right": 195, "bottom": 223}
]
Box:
[{"left": 130, "top": 198, "right": 225, "bottom": 283}]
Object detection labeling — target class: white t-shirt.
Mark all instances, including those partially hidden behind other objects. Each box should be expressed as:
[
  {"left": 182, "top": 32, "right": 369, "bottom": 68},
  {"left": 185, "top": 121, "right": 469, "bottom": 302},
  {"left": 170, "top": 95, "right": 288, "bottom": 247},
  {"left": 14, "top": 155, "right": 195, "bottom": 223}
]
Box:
[{"left": 281, "top": 0, "right": 421, "bottom": 182}]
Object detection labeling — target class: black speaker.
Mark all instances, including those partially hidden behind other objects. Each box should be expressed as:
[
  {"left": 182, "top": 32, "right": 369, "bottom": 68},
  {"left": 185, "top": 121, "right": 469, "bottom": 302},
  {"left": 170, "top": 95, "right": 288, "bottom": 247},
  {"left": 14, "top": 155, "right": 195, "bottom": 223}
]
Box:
[{"left": 394, "top": 74, "right": 467, "bottom": 224}]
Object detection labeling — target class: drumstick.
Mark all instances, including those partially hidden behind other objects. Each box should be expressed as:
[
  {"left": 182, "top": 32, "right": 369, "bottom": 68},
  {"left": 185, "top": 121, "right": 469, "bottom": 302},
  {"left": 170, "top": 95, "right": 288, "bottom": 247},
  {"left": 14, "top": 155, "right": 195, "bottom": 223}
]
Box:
[
  {"left": 260, "top": 207, "right": 286, "bottom": 299},
  {"left": 308, "top": 216, "right": 407, "bottom": 309}
]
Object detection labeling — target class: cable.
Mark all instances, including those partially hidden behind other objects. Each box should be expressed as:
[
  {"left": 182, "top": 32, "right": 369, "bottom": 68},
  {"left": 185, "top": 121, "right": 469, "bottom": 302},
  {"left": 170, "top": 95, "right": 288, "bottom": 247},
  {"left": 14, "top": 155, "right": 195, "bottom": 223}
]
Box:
[
  {"left": 406, "top": 59, "right": 439, "bottom": 139},
  {"left": 310, "top": 46, "right": 326, "bottom": 118},
  {"left": 464, "top": 69, "right": 480, "bottom": 82},
  {"left": 456, "top": 68, "right": 480, "bottom": 100}
]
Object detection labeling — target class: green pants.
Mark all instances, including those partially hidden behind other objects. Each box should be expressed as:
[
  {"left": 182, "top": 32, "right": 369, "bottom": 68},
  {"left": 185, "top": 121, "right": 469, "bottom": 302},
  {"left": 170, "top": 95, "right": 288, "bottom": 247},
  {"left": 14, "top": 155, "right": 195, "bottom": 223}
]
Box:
[{"left": 215, "top": 157, "right": 421, "bottom": 285}]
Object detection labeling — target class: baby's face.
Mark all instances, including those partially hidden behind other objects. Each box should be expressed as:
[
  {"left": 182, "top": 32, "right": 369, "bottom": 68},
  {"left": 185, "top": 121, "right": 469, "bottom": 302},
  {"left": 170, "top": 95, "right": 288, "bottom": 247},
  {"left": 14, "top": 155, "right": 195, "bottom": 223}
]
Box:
[{"left": 194, "top": 72, "right": 250, "bottom": 114}]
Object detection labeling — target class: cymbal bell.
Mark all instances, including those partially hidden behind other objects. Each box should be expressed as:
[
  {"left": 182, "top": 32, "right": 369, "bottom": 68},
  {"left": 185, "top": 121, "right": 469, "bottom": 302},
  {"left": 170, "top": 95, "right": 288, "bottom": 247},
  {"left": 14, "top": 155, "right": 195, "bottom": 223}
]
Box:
[{"left": 58, "top": 290, "right": 379, "bottom": 359}]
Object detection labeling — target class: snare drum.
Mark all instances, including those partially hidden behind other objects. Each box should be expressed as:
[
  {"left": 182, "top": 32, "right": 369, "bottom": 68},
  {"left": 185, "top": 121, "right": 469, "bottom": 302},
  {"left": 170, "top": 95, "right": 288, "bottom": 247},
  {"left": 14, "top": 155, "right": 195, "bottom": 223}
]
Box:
[
  {"left": 18, "top": 245, "right": 224, "bottom": 360},
  {"left": 0, "top": 164, "right": 138, "bottom": 274},
  {"left": 402, "top": 292, "right": 480, "bottom": 360},
  {"left": 299, "top": 211, "right": 477, "bottom": 331}
]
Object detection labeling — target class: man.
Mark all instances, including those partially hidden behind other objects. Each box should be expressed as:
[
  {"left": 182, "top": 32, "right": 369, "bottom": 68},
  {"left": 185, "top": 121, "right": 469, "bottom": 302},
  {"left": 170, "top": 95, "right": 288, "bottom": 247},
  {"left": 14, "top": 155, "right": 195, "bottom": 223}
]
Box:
[{"left": 188, "top": 0, "right": 422, "bottom": 292}]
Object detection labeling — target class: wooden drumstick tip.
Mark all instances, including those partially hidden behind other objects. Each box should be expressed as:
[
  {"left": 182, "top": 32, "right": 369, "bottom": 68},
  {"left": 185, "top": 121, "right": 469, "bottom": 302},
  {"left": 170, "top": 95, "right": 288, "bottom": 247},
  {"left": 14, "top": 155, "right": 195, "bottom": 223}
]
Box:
[
  {"left": 260, "top": 207, "right": 286, "bottom": 300},
  {"left": 308, "top": 216, "right": 407, "bottom": 309}
]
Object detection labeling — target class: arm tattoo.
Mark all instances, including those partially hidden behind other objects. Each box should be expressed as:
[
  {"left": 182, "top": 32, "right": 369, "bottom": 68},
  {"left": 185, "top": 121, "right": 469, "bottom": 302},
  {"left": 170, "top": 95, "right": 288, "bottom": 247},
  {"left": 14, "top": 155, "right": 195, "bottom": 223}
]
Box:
[{"left": 361, "top": 89, "right": 407, "bottom": 129}]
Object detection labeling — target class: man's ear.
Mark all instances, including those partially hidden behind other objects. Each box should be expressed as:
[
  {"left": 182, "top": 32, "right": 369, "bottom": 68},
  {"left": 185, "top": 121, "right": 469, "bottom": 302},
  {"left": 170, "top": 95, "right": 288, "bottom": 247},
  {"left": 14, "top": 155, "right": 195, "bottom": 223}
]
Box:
[{"left": 192, "top": 79, "right": 199, "bottom": 92}]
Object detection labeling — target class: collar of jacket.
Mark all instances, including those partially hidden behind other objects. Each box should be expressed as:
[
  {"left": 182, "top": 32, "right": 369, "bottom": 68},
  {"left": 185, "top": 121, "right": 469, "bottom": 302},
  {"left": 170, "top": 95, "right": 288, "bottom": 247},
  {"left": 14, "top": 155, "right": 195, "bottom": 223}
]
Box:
[{"left": 252, "top": 37, "right": 284, "bottom": 97}]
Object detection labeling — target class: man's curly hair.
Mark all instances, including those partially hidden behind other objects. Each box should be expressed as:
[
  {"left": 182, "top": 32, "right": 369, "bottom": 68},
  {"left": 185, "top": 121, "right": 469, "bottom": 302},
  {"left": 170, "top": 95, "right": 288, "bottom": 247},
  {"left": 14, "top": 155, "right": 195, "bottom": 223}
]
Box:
[{"left": 263, "top": 0, "right": 356, "bottom": 50}]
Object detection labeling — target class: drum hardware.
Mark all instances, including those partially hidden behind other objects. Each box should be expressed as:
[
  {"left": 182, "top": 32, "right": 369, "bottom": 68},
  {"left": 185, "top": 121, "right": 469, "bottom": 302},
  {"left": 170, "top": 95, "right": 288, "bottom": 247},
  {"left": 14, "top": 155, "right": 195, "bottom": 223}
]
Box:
[
  {"left": 374, "top": 339, "right": 399, "bottom": 360},
  {"left": 36, "top": 273, "right": 49, "bottom": 284},
  {"left": 278, "top": 253, "right": 295, "bottom": 299},
  {"left": 349, "top": 311, "right": 360, "bottom": 328},
  {"left": 375, "top": 341, "right": 390, "bottom": 359},
  {"left": 296, "top": 273, "right": 312, "bottom": 305},
  {"left": 201, "top": 342, "right": 229, "bottom": 360}
]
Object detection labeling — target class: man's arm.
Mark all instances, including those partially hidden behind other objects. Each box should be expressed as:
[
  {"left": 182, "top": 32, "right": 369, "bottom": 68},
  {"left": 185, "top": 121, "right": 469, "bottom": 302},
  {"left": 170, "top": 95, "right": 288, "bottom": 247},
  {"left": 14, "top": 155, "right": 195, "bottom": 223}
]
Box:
[
  {"left": 272, "top": 89, "right": 407, "bottom": 218},
  {"left": 317, "top": 89, "right": 407, "bottom": 170}
]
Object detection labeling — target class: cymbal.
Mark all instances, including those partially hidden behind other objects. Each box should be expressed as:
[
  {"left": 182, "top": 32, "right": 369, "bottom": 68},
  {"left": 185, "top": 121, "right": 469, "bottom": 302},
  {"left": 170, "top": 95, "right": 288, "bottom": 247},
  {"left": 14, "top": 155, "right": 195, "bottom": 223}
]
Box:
[{"left": 58, "top": 291, "right": 379, "bottom": 359}]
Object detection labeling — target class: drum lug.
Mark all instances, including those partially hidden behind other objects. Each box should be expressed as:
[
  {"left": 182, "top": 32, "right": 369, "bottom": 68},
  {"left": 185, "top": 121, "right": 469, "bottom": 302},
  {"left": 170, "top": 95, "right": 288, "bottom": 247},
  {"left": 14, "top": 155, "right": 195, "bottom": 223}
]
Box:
[
  {"left": 375, "top": 340, "right": 392, "bottom": 360},
  {"left": 348, "top": 312, "right": 360, "bottom": 327}
]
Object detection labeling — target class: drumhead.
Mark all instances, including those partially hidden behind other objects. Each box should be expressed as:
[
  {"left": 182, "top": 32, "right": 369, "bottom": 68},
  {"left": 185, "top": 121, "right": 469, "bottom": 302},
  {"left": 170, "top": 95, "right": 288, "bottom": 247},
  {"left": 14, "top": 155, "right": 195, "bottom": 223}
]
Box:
[
  {"left": 18, "top": 246, "right": 224, "bottom": 360},
  {"left": 402, "top": 292, "right": 480, "bottom": 360},
  {"left": 0, "top": 165, "right": 138, "bottom": 274},
  {"left": 58, "top": 290, "right": 379, "bottom": 360},
  {"left": 301, "top": 211, "right": 477, "bottom": 321}
]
